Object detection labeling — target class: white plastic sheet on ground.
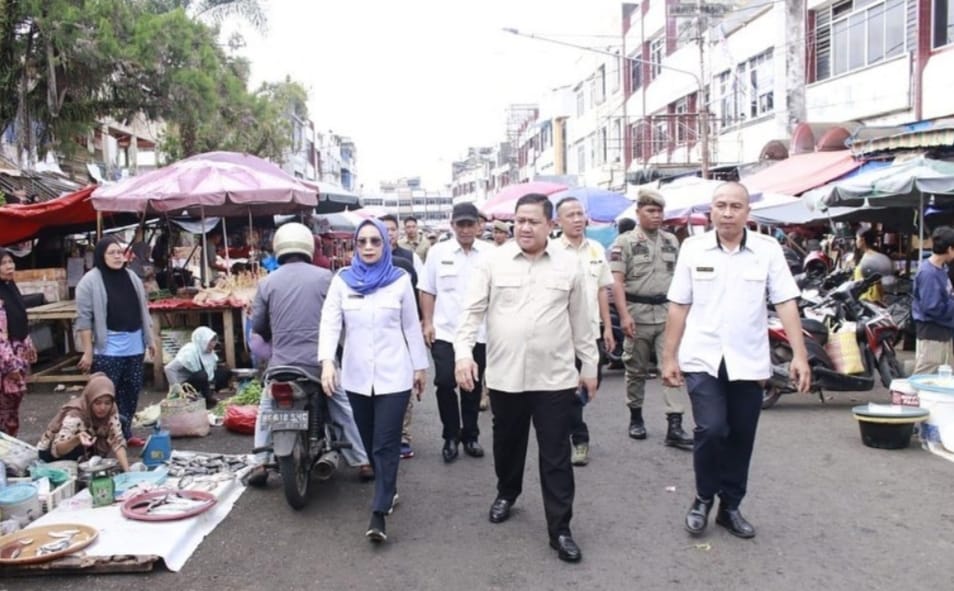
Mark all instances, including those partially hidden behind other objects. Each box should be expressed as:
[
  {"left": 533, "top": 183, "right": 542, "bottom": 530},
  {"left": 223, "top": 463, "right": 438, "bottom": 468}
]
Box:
[{"left": 28, "top": 457, "right": 251, "bottom": 572}]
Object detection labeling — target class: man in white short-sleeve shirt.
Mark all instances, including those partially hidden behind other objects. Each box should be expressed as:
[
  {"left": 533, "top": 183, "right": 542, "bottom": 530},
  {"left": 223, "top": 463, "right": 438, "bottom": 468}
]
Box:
[{"left": 662, "top": 182, "right": 811, "bottom": 540}]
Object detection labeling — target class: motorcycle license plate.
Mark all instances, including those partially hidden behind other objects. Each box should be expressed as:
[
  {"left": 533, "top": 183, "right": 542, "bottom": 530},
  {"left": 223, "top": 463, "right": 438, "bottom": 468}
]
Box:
[{"left": 260, "top": 410, "right": 308, "bottom": 430}]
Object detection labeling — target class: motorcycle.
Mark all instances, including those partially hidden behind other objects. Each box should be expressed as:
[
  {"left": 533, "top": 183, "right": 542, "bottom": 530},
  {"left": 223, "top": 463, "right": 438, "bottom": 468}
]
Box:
[
  {"left": 254, "top": 365, "right": 351, "bottom": 509},
  {"left": 763, "top": 273, "right": 903, "bottom": 409}
]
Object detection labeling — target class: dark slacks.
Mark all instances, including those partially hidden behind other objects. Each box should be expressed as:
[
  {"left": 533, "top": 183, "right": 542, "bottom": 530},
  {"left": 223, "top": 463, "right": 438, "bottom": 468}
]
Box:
[
  {"left": 490, "top": 388, "right": 576, "bottom": 539},
  {"left": 92, "top": 354, "right": 145, "bottom": 439},
  {"left": 185, "top": 367, "right": 231, "bottom": 400},
  {"left": 347, "top": 390, "right": 411, "bottom": 514},
  {"left": 570, "top": 339, "right": 604, "bottom": 445},
  {"left": 432, "top": 340, "right": 486, "bottom": 442},
  {"left": 684, "top": 360, "right": 763, "bottom": 509}
]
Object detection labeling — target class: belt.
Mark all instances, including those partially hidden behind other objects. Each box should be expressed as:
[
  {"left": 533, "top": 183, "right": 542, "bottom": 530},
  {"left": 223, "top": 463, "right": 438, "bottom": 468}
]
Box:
[{"left": 625, "top": 293, "right": 668, "bottom": 305}]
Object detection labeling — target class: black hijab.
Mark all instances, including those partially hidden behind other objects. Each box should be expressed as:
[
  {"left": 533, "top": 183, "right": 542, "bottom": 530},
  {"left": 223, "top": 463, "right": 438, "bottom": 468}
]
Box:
[
  {"left": 93, "top": 237, "right": 142, "bottom": 332},
  {"left": 0, "top": 247, "right": 28, "bottom": 341}
]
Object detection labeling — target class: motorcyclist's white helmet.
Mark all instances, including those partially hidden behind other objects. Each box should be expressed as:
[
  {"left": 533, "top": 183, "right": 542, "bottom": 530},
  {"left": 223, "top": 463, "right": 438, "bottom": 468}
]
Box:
[{"left": 273, "top": 222, "right": 315, "bottom": 262}]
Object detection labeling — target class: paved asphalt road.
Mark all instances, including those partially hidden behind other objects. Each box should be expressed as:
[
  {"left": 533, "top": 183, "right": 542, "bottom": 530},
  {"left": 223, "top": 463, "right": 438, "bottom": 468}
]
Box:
[{"left": 4, "top": 365, "right": 954, "bottom": 590}]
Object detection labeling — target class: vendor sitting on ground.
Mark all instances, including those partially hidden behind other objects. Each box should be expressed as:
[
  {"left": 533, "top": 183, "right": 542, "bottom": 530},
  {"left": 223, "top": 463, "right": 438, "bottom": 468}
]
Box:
[
  {"left": 36, "top": 372, "right": 130, "bottom": 471},
  {"left": 164, "top": 326, "right": 230, "bottom": 409}
]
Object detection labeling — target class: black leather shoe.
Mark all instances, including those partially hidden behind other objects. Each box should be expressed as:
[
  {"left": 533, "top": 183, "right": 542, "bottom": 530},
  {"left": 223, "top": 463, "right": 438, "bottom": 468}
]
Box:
[
  {"left": 462, "top": 440, "right": 484, "bottom": 458},
  {"left": 442, "top": 439, "right": 459, "bottom": 463},
  {"left": 716, "top": 507, "right": 756, "bottom": 539},
  {"left": 684, "top": 497, "right": 713, "bottom": 535},
  {"left": 628, "top": 408, "right": 647, "bottom": 439},
  {"left": 549, "top": 534, "right": 582, "bottom": 563},
  {"left": 664, "top": 413, "right": 694, "bottom": 450},
  {"left": 488, "top": 498, "right": 512, "bottom": 524},
  {"left": 366, "top": 511, "right": 387, "bottom": 543}
]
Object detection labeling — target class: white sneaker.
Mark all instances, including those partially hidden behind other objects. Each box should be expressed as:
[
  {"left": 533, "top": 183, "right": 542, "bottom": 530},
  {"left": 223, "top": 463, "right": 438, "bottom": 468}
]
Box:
[{"left": 571, "top": 443, "right": 589, "bottom": 466}]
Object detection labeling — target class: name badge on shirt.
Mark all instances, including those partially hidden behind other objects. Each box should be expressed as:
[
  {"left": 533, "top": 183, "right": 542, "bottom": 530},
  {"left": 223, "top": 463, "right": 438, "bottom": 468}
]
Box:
[
  {"left": 441, "top": 260, "right": 454, "bottom": 265},
  {"left": 695, "top": 266, "right": 714, "bottom": 273},
  {"left": 347, "top": 294, "right": 365, "bottom": 299}
]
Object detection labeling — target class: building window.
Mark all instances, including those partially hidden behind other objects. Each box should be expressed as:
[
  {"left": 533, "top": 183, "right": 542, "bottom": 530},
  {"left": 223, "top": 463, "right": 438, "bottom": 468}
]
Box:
[
  {"left": 577, "top": 144, "right": 586, "bottom": 172},
  {"left": 612, "top": 118, "right": 622, "bottom": 163},
  {"left": 674, "top": 98, "right": 689, "bottom": 144},
  {"left": 935, "top": 0, "right": 954, "bottom": 47},
  {"left": 597, "top": 65, "right": 606, "bottom": 104},
  {"left": 576, "top": 89, "right": 585, "bottom": 116},
  {"left": 600, "top": 127, "right": 608, "bottom": 164},
  {"left": 716, "top": 48, "right": 774, "bottom": 127},
  {"left": 652, "top": 120, "right": 668, "bottom": 154},
  {"left": 650, "top": 37, "right": 663, "bottom": 79},
  {"left": 814, "top": 0, "right": 906, "bottom": 81},
  {"left": 590, "top": 134, "right": 600, "bottom": 166},
  {"left": 629, "top": 52, "right": 642, "bottom": 91}
]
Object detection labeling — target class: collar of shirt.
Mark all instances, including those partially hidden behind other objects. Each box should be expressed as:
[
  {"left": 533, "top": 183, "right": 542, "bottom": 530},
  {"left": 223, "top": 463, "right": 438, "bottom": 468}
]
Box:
[
  {"left": 500, "top": 239, "right": 557, "bottom": 261},
  {"left": 448, "top": 239, "right": 486, "bottom": 255},
  {"left": 704, "top": 228, "right": 749, "bottom": 253}
]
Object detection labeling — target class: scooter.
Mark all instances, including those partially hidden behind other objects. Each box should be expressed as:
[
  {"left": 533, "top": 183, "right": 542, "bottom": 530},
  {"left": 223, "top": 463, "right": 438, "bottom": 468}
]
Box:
[
  {"left": 254, "top": 365, "right": 351, "bottom": 509},
  {"left": 763, "top": 273, "right": 902, "bottom": 409}
]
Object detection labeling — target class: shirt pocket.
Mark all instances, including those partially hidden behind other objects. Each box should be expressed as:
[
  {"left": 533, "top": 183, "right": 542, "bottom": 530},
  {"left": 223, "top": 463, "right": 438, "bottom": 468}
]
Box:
[
  {"left": 437, "top": 265, "right": 458, "bottom": 291},
  {"left": 742, "top": 267, "right": 768, "bottom": 306},
  {"left": 690, "top": 268, "right": 717, "bottom": 304},
  {"left": 492, "top": 274, "right": 523, "bottom": 308},
  {"left": 543, "top": 273, "right": 572, "bottom": 307}
]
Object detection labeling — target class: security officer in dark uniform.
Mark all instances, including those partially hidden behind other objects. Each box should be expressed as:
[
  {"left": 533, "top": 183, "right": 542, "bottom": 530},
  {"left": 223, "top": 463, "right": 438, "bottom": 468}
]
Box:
[{"left": 609, "top": 188, "right": 693, "bottom": 449}]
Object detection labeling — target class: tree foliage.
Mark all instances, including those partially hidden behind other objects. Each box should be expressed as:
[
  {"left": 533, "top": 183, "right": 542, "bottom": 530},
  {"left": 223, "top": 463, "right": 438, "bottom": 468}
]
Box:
[{"left": 0, "top": 0, "right": 305, "bottom": 169}]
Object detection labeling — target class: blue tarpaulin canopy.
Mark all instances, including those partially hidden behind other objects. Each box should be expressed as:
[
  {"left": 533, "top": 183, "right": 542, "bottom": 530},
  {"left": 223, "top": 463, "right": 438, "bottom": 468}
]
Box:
[{"left": 548, "top": 187, "right": 632, "bottom": 223}]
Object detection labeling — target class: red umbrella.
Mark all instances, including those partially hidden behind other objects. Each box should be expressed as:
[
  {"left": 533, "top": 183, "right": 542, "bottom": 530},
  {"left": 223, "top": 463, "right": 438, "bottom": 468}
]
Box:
[{"left": 481, "top": 181, "right": 568, "bottom": 220}]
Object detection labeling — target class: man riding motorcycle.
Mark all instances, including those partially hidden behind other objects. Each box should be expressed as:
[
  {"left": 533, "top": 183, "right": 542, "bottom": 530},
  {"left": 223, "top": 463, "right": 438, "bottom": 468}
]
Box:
[{"left": 246, "top": 222, "right": 369, "bottom": 486}]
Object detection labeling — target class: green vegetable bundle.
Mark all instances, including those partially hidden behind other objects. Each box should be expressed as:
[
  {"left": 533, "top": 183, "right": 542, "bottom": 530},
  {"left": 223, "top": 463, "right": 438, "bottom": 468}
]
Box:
[{"left": 211, "top": 379, "right": 263, "bottom": 416}]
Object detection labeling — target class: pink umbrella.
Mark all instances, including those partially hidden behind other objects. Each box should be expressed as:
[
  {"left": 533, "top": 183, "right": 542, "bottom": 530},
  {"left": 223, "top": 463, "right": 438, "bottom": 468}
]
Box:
[
  {"left": 90, "top": 151, "right": 318, "bottom": 216},
  {"left": 481, "top": 181, "right": 568, "bottom": 220}
]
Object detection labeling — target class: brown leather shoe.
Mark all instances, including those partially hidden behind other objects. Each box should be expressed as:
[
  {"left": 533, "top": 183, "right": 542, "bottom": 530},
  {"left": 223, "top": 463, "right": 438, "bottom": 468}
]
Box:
[{"left": 357, "top": 464, "right": 374, "bottom": 482}]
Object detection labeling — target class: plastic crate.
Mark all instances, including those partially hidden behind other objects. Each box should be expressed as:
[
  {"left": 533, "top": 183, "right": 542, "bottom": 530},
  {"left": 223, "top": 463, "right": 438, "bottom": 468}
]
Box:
[{"left": 8, "top": 477, "right": 76, "bottom": 514}]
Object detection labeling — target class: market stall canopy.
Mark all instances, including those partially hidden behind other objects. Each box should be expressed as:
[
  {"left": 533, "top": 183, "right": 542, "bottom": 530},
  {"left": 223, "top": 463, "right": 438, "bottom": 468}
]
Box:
[
  {"left": 0, "top": 186, "right": 98, "bottom": 246},
  {"left": 741, "top": 150, "right": 861, "bottom": 195},
  {"left": 747, "top": 194, "right": 890, "bottom": 226},
  {"left": 302, "top": 179, "right": 361, "bottom": 213},
  {"left": 547, "top": 187, "right": 631, "bottom": 222},
  {"left": 481, "top": 181, "right": 568, "bottom": 220},
  {"left": 807, "top": 157, "right": 954, "bottom": 209},
  {"left": 90, "top": 151, "right": 318, "bottom": 216}
]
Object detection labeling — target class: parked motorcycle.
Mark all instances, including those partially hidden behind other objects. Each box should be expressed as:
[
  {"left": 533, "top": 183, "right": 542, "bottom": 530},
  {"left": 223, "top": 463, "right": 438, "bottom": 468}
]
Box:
[
  {"left": 255, "top": 365, "right": 350, "bottom": 509},
  {"left": 763, "top": 273, "right": 903, "bottom": 409}
]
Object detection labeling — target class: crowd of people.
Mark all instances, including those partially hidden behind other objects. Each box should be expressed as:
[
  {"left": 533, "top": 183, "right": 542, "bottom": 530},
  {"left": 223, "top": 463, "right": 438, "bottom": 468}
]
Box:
[{"left": 10, "top": 181, "right": 954, "bottom": 564}]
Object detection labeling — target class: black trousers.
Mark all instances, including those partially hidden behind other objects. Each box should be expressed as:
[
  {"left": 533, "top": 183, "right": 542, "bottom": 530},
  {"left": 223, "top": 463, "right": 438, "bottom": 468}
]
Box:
[
  {"left": 684, "top": 360, "right": 763, "bottom": 509},
  {"left": 570, "top": 339, "right": 604, "bottom": 445},
  {"left": 491, "top": 388, "right": 576, "bottom": 540},
  {"left": 186, "top": 367, "right": 231, "bottom": 400},
  {"left": 432, "top": 340, "right": 485, "bottom": 442},
  {"left": 348, "top": 390, "right": 410, "bottom": 514}
]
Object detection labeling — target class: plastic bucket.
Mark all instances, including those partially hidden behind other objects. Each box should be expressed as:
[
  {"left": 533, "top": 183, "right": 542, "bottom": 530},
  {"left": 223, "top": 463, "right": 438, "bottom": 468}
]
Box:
[
  {"left": 0, "top": 482, "right": 41, "bottom": 527},
  {"left": 909, "top": 374, "right": 954, "bottom": 453}
]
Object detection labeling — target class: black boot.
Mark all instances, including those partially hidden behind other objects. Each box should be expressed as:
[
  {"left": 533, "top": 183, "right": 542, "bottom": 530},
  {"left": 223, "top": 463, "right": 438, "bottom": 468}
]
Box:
[
  {"left": 665, "top": 413, "right": 694, "bottom": 450},
  {"left": 628, "top": 407, "right": 646, "bottom": 440}
]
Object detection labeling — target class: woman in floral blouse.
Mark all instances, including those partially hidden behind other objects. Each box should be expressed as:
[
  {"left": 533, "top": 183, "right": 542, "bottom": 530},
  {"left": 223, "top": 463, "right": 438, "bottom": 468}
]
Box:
[
  {"left": 36, "top": 372, "right": 129, "bottom": 471},
  {"left": 0, "top": 247, "right": 37, "bottom": 436}
]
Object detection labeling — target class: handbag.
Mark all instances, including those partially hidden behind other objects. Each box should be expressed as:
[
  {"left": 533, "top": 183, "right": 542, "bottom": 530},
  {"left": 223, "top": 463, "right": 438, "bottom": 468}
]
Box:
[
  {"left": 159, "top": 383, "right": 210, "bottom": 438},
  {"left": 824, "top": 323, "right": 864, "bottom": 375}
]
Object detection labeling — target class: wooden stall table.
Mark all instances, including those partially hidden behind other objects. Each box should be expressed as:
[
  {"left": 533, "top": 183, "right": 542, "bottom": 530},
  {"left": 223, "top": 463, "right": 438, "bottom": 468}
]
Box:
[
  {"left": 148, "top": 298, "right": 243, "bottom": 389},
  {"left": 26, "top": 300, "right": 85, "bottom": 383}
]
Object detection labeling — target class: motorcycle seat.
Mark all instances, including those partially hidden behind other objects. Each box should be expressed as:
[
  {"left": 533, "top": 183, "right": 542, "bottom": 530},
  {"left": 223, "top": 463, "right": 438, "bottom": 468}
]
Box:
[
  {"left": 264, "top": 365, "right": 321, "bottom": 383},
  {"left": 800, "top": 318, "right": 829, "bottom": 346}
]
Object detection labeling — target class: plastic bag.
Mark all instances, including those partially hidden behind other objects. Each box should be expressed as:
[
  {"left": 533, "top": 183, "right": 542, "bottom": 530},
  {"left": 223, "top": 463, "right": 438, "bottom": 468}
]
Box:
[
  {"left": 0, "top": 432, "right": 38, "bottom": 476},
  {"left": 223, "top": 405, "right": 258, "bottom": 435},
  {"left": 825, "top": 323, "right": 864, "bottom": 375}
]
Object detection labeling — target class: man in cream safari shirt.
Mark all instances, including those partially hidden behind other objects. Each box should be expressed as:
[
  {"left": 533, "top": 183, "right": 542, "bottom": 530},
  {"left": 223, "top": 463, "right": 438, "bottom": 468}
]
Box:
[{"left": 455, "top": 193, "right": 598, "bottom": 564}]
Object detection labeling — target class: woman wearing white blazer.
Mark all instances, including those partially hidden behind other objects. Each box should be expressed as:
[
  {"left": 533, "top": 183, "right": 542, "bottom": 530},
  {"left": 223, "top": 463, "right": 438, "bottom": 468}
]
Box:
[{"left": 319, "top": 218, "right": 428, "bottom": 544}]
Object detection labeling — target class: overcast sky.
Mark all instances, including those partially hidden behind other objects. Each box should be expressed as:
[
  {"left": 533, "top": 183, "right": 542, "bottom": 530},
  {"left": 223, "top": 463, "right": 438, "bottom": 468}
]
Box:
[{"left": 232, "top": 0, "right": 623, "bottom": 192}]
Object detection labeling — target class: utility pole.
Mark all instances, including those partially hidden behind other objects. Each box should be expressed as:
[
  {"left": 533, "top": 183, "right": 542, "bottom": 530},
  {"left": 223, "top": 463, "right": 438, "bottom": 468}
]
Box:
[
  {"left": 671, "top": 1, "right": 731, "bottom": 180},
  {"left": 696, "top": 0, "right": 710, "bottom": 179}
]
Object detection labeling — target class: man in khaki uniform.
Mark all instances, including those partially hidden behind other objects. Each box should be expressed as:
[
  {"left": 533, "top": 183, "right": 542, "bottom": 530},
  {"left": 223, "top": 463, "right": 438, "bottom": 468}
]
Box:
[
  {"left": 610, "top": 188, "right": 693, "bottom": 450},
  {"left": 399, "top": 216, "right": 430, "bottom": 262}
]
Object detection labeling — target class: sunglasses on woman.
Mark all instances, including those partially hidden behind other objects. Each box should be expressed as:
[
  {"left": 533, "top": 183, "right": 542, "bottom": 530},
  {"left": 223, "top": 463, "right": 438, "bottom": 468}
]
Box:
[{"left": 356, "top": 237, "right": 383, "bottom": 247}]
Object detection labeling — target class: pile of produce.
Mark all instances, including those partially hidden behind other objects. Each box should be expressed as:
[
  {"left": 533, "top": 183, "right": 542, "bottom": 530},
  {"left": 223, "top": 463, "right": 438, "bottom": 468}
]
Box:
[
  {"left": 211, "top": 379, "right": 262, "bottom": 417},
  {"left": 193, "top": 270, "right": 260, "bottom": 307}
]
